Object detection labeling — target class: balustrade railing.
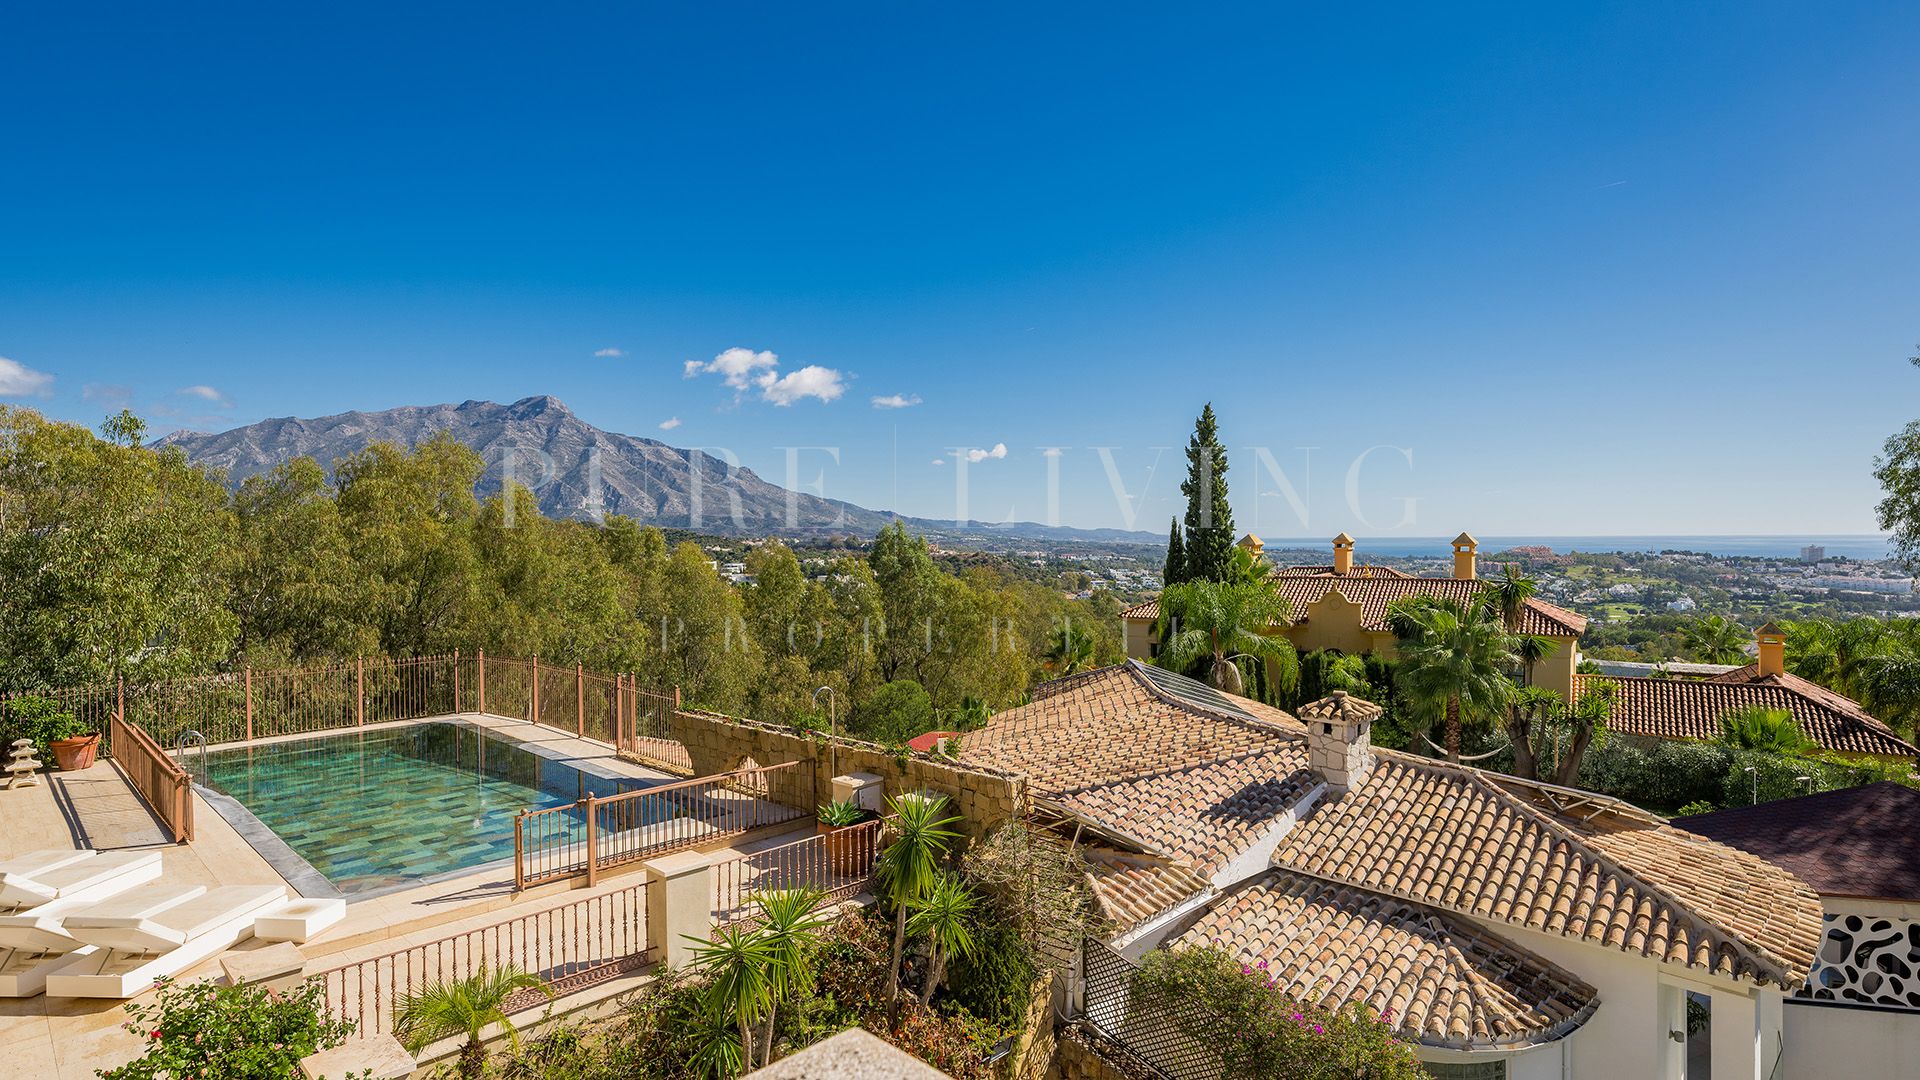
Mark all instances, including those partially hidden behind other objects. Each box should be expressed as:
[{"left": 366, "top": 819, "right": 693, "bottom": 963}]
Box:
[
  {"left": 514, "top": 761, "right": 804, "bottom": 889},
  {"left": 312, "top": 880, "right": 653, "bottom": 1037},
  {"left": 711, "top": 819, "right": 883, "bottom": 928}
]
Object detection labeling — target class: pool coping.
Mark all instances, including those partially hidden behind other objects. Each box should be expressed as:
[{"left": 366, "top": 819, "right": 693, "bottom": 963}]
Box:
[{"left": 192, "top": 716, "right": 677, "bottom": 904}]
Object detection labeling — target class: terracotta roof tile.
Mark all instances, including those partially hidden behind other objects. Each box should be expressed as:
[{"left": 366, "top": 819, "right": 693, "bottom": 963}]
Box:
[
  {"left": 1120, "top": 578, "right": 1586, "bottom": 636},
  {"left": 1272, "top": 754, "right": 1824, "bottom": 987},
  {"left": 1576, "top": 673, "right": 1917, "bottom": 758},
  {"left": 1082, "top": 847, "right": 1211, "bottom": 931},
  {"left": 1173, "top": 872, "right": 1599, "bottom": 1049}
]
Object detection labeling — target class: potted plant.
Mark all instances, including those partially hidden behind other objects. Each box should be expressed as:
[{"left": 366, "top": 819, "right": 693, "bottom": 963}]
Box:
[
  {"left": 817, "top": 798, "right": 875, "bottom": 875},
  {"left": 6, "top": 696, "right": 98, "bottom": 772}
]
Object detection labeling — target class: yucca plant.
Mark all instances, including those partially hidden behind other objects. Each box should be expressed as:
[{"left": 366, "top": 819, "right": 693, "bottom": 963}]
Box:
[
  {"left": 873, "top": 792, "right": 963, "bottom": 1018},
  {"left": 906, "top": 871, "right": 978, "bottom": 1004},
  {"left": 687, "top": 922, "right": 779, "bottom": 1071},
  {"left": 752, "top": 887, "right": 832, "bottom": 1063},
  {"left": 392, "top": 963, "right": 551, "bottom": 1079}
]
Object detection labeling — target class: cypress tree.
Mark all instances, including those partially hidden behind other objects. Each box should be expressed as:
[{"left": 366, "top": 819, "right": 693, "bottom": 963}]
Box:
[
  {"left": 1162, "top": 518, "right": 1186, "bottom": 586},
  {"left": 1178, "top": 403, "right": 1236, "bottom": 583}
]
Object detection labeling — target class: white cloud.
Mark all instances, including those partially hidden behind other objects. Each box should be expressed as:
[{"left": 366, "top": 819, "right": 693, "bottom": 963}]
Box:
[
  {"left": 83, "top": 383, "right": 133, "bottom": 406},
  {"left": 930, "top": 458, "right": 946, "bottom": 466},
  {"left": 179, "top": 385, "right": 232, "bottom": 407},
  {"left": 0, "top": 357, "right": 54, "bottom": 398},
  {"left": 871, "top": 393, "right": 922, "bottom": 409},
  {"left": 683, "top": 347, "right": 847, "bottom": 406},
  {"left": 964, "top": 443, "right": 1009, "bottom": 463},
  {"left": 760, "top": 364, "right": 845, "bottom": 406},
  {"left": 658, "top": 417, "right": 682, "bottom": 430},
  {"left": 594, "top": 347, "right": 625, "bottom": 358}
]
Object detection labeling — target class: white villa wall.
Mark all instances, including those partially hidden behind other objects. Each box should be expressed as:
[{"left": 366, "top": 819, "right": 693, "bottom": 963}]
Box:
[
  {"left": 1779, "top": 1001, "right": 1920, "bottom": 1078},
  {"left": 1461, "top": 912, "right": 1779, "bottom": 1079}
]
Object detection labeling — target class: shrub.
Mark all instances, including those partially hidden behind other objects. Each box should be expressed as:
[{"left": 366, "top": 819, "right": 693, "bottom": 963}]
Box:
[
  {"left": 0, "top": 694, "right": 89, "bottom": 749},
  {"left": 944, "top": 921, "right": 1039, "bottom": 1031},
  {"left": 99, "top": 976, "right": 356, "bottom": 1080},
  {"left": 1571, "top": 733, "right": 1898, "bottom": 814},
  {"left": 849, "top": 680, "right": 935, "bottom": 744},
  {"left": 1130, "top": 947, "right": 1424, "bottom": 1080}
]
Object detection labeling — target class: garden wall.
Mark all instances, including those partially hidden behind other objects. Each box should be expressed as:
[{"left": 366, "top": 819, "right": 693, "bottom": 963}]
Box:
[
  {"left": 663, "top": 707, "right": 1027, "bottom": 836},
  {"left": 1048, "top": 1024, "right": 1156, "bottom": 1080},
  {"left": 1003, "top": 971, "right": 1056, "bottom": 1080}
]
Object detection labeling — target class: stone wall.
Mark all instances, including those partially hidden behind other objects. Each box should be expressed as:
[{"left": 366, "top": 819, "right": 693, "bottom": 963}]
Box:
[
  {"left": 1003, "top": 971, "right": 1057, "bottom": 1080},
  {"left": 661, "top": 707, "right": 1027, "bottom": 837},
  {"left": 1048, "top": 1024, "right": 1158, "bottom": 1080}
]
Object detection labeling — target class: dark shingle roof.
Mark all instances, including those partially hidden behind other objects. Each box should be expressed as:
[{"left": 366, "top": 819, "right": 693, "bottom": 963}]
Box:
[{"left": 1674, "top": 782, "right": 1920, "bottom": 901}]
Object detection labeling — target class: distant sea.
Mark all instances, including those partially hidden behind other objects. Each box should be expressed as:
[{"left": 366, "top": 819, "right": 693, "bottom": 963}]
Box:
[{"left": 1257, "top": 535, "right": 1892, "bottom": 561}]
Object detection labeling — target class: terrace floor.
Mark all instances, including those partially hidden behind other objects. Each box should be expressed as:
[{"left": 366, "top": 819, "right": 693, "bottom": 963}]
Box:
[{"left": 0, "top": 713, "right": 812, "bottom": 1079}]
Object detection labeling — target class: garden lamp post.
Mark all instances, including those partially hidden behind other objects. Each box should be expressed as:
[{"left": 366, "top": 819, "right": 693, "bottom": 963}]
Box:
[
  {"left": 1743, "top": 765, "right": 1758, "bottom": 805},
  {"left": 812, "top": 685, "right": 838, "bottom": 781},
  {"left": 1797, "top": 775, "right": 1814, "bottom": 795}
]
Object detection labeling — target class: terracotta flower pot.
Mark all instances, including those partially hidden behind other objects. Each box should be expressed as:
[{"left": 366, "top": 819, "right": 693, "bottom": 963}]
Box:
[
  {"left": 50, "top": 733, "right": 99, "bottom": 772},
  {"left": 817, "top": 820, "right": 875, "bottom": 877}
]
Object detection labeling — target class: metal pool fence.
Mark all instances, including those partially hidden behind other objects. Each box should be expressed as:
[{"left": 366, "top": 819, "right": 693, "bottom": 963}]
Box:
[{"left": 711, "top": 819, "right": 883, "bottom": 928}]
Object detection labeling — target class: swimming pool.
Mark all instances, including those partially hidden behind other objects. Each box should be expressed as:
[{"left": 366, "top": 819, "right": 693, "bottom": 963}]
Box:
[{"left": 199, "top": 722, "right": 658, "bottom": 897}]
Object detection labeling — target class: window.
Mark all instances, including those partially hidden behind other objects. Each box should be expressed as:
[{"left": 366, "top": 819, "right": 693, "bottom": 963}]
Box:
[{"left": 1423, "top": 1061, "right": 1507, "bottom": 1080}]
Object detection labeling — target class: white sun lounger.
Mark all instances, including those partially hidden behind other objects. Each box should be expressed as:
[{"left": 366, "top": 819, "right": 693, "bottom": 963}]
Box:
[
  {"left": 0, "top": 884, "right": 205, "bottom": 998},
  {"left": 46, "top": 884, "right": 287, "bottom": 998},
  {"left": 0, "top": 850, "right": 164, "bottom": 912},
  {"left": 0, "top": 849, "right": 96, "bottom": 881}
]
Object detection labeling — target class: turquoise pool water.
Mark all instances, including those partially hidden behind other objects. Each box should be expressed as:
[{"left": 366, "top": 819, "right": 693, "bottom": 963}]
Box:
[{"left": 201, "top": 722, "right": 656, "bottom": 896}]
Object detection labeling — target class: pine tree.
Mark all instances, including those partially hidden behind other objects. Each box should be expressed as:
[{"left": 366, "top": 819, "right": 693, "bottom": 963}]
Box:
[
  {"left": 1178, "top": 404, "right": 1236, "bottom": 583},
  {"left": 1162, "top": 518, "right": 1186, "bottom": 586}
]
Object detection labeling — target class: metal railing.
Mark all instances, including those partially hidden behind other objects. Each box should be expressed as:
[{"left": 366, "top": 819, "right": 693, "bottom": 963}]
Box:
[
  {"left": 711, "top": 819, "right": 884, "bottom": 929},
  {"left": 311, "top": 880, "right": 654, "bottom": 1037},
  {"left": 108, "top": 712, "right": 194, "bottom": 843},
  {"left": 618, "top": 681, "right": 694, "bottom": 775},
  {"left": 513, "top": 761, "right": 806, "bottom": 889},
  {"left": 1082, "top": 938, "right": 1220, "bottom": 1080}
]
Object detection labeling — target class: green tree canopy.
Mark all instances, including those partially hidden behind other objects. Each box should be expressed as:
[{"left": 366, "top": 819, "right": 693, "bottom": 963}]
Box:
[{"left": 1177, "top": 404, "right": 1236, "bottom": 583}]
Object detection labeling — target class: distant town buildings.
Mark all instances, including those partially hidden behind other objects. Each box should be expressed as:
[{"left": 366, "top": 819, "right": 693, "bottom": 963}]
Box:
[{"left": 1800, "top": 544, "right": 1826, "bottom": 563}]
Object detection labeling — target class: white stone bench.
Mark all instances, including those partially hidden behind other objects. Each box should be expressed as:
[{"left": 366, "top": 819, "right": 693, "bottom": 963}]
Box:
[
  {"left": 300, "top": 1034, "right": 415, "bottom": 1080},
  {"left": 255, "top": 897, "right": 346, "bottom": 943}
]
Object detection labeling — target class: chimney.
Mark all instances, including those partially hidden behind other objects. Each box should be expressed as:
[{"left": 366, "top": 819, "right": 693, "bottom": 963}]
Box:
[
  {"left": 1332, "top": 532, "right": 1355, "bottom": 575},
  {"left": 1756, "top": 621, "right": 1786, "bottom": 678},
  {"left": 1452, "top": 532, "right": 1478, "bottom": 580},
  {"left": 1299, "top": 690, "right": 1379, "bottom": 794}
]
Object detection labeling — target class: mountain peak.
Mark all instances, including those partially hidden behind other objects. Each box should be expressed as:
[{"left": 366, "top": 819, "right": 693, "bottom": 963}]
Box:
[{"left": 503, "top": 395, "right": 572, "bottom": 420}]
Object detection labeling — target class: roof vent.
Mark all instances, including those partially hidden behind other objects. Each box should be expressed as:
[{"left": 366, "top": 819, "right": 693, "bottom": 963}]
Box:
[{"left": 1298, "top": 689, "right": 1380, "bottom": 794}]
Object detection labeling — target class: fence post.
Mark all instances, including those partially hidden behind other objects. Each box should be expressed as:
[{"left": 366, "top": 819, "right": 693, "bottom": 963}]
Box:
[
  {"left": 583, "top": 794, "right": 599, "bottom": 887},
  {"left": 614, "top": 674, "right": 625, "bottom": 751},
  {"left": 244, "top": 667, "right": 254, "bottom": 743},
  {"left": 513, "top": 808, "right": 526, "bottom": 890},
  {"left": 576, "top": 663, "right": 585, "bottom": 737},
  {"left": 453, "top": 648, "right": 461, "bottom": 713},
  {"left": 644, "top": 850, "right": 713, "bottom": 968},
  {"left": 116, "top": 676, "right": 125, "bottom": 724},
  {"left": 355, "top": 657, "right": 365, "bottom": 727},
  {"left": 477, "top": 650, "right": 488, "bottom": 715},
  {"left": 532, "top": 655, "right": 541, "bottom": 725}
]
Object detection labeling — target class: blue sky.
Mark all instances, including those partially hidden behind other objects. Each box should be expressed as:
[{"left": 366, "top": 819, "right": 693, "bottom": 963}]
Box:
[{"left": 3, "top": 3, "right": 1918, "bottom": 537}]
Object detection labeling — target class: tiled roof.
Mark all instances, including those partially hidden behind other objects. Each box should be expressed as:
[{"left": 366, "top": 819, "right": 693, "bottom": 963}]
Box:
[
  {"left": 968, "top": 665, "right": 1826, "bottom": 990},
  {"left": 1174, "top": 872, "right": 1599, "bottom": 1049},
  {"left": 1576, "top": 673, "right": 1918, "bottom": 758},
  {"left": 1082, "top": 847, "right": 1212, "bottom": 931},
  {"left": 1120, "top": 578, "right": 1587, "bottom": 637},
  {"left": 955, "top": 663, "right": 1300, "bottom": 796},
  {"left": 1055, "top": 746, "right": 1315, "bottom": 877},
  {"left": 1276, "top": 564, "right": 1415, "bottom": 579},
  {"left": 1272, "top": 754, "right": 1824, "bottom": 988},
  {"left": 1675, "top": 782, "right": 1920, "bottom": 901}
]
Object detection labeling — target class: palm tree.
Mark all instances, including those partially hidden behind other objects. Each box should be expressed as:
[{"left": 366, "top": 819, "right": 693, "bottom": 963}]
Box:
[
  {"left": 751, "top": 887, "right": 832, "bottom": 1064},
  {"left": 1155, "top": 579, "right": 1299, "bottom": 698},
  {"left": 1044, "top": 618, "right": 1098, "bottom": 675},
  {"left": 688, "top": 922, "right": 779, "bottom": 1071},
  {"left": 906, "top": 872, "right": 978, "bottom": 1004},
  {"left": 1549, "top": 681, "right": 1612, "bottom": 786},
  {"left": 1481, "top": 563, "right": 1538, "bottom": 633},
  {"left": 1856, "top": 648, "right": 1920, "bottom": 740},
  {"left": 873, "top": 793, "right": 963, "bottom": 1018},
  {"left": 1500, "top": 686, "right": 1560, "bottom": 781},
  {"left": 392, "top": 964, "right": 551, "bottom": 1079},
  {"left": 1679, "top": 615, "right": 1750, "bottom": 665},
  {"left": 1389, "top": 596, "right": 1518, "bottom": 762},
  {"left": 1717, "top": 705, "right": 1813, "bottom": 755}
]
